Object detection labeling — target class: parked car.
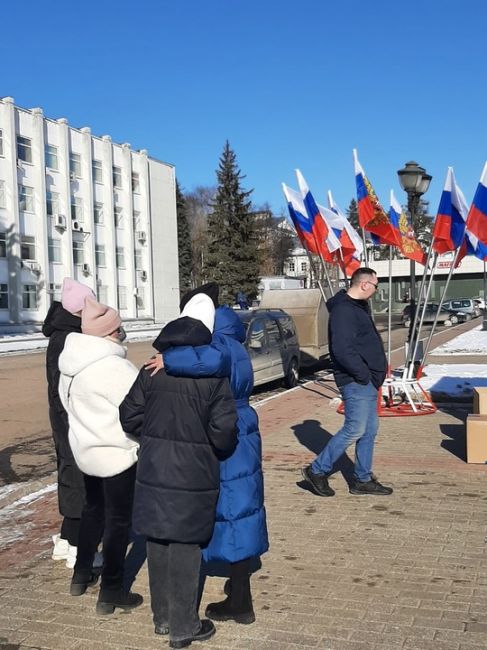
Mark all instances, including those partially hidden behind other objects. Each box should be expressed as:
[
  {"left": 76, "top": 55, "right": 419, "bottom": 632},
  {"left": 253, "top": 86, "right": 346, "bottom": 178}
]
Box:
[
  {"left": 236, "top": 309, "right": 301, "bottom": 388},
  {"left": 442, "top": 298, "right": 481, "bottom": 320},
  {"left": 473, "top": 297, "right": 486, "bottom": 311},
  {"left": 373, "top": 301, "right": 406, "bottom": 326},
  {"left": 401, "top": 303, "right": 458, "bottom": 328}
]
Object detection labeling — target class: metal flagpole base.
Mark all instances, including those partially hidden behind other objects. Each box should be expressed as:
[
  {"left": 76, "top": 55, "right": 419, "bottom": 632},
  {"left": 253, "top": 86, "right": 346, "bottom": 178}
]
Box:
[{"left": 336, "top": 376, "right": 437, "bottom": 417}]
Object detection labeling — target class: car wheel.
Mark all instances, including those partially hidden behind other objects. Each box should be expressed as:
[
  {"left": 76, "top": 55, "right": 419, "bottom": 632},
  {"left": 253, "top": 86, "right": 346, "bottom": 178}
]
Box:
[
  {"left": 403, "top": 318, "right": 411, "bottom": 328},
  {"left": 284, "top": 357, "right": 299, "bottom": 388},
  {"left": 450, "top": 315, "right": 458, "bottom": 324},
  {"left": 444, "top": 319, "right": 452, "bottom": 327}
]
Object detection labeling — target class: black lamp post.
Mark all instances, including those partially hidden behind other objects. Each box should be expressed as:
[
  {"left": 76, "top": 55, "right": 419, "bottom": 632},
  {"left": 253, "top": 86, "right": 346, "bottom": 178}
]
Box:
[{"left": 397, "top": 161, "right": 432, "bottom": 323}]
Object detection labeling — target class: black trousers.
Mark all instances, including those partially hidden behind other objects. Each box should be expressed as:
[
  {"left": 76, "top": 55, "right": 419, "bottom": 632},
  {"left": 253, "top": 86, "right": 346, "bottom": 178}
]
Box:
[
  {"left": 74, "top": 464, "right": 136, "bottom": 591},
  {"left": 147, "top": 539, "right": 201, "bottom": 642},
  {"left": 60, "top": 516, "right": 80, "bottom": 546}
]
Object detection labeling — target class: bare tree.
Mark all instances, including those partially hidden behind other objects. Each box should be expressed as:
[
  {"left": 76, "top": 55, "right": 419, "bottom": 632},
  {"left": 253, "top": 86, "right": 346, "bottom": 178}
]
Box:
[{"left": 184, "top": 185, "right": 216, "bottom": 287}]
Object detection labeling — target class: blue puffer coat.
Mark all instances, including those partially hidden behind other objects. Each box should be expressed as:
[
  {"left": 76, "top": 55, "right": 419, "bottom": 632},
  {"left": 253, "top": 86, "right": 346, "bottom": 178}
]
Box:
[{"left": 163, "top": 306, "right": 269, "bottom": 563}]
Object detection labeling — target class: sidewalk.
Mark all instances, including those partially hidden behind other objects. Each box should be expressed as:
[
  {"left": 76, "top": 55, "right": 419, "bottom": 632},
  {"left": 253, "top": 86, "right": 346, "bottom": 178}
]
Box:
[{"left": 1, "top": 374, "right": 487, "bottom": 649}]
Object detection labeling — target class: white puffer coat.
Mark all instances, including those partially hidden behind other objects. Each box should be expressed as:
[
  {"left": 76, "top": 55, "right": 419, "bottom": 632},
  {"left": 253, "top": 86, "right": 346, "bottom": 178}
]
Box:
[{"left": 58, "top": 332, "right": 139, "bottom": 477}]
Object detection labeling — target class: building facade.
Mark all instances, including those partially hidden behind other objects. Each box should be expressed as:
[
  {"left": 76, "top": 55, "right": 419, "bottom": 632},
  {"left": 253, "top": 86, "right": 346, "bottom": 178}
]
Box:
[{"left": 0, "top": 97, "right": 180, "bottom": 327}]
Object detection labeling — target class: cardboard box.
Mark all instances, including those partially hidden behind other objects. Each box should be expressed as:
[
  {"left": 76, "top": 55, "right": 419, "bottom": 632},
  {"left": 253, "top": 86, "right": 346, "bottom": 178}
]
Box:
[
  {"left": 466, "top": 414, "right": 487, "bottom": 463},
  {"left": 473, "top": 387, "right": 487, "bottom": 415}
]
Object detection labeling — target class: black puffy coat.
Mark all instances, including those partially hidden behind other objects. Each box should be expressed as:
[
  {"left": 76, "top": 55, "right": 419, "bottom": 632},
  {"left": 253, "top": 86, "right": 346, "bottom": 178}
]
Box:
[
  {"left": 327, "top": 290, "right": 387, "bottom": 390},
  {"left": 42, "top": 301, "right": 85, "bottom": 518},
  {"left": 119, "top": 317, "right": 238, "bottom": 544}
]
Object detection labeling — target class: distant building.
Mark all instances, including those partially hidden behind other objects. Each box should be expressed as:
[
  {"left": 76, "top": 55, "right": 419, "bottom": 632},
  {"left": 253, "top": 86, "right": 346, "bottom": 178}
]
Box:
[{"left": 0, "top": 96, "right": 179, "bottom": 327}]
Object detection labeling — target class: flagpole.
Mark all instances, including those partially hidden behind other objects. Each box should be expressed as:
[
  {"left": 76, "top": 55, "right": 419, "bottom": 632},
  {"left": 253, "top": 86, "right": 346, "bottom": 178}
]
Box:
[
  {"left": 361, "top": 228, "right": 369, "bottom": 266},
  {"left": 417, "top": 247, "right": 460, "bottom": 377},
  {"left": 387, "top": 245, "right": 393, "bottom": 375},
  {"left": 402, "top": 238, "right": 435, "bottom": 378}
]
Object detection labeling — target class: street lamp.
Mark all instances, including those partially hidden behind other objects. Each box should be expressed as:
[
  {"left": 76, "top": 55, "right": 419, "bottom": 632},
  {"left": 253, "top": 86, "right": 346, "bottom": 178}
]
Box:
[{"left": 397, "top": 161, "right": 432, "bottom": 325}]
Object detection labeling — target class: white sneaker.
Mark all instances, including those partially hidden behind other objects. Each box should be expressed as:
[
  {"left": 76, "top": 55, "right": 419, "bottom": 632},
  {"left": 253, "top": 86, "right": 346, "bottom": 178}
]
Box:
[
  {"left": 65, "top": 544, "right": 77, "bottom": 569},
  {"left": 52, "top": 534, "right": 69, "bottom": 561}
]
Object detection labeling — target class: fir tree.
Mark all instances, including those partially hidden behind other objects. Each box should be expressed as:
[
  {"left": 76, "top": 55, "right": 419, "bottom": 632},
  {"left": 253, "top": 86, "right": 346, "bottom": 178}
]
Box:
[
  {"left": 204, "top": 141, "right": 260, "bottom": 304},
  {"left": 346, "top": 198, "right": 359, "bottom": 231},
  {"left": 175, "top": 180, "right": 193, "bottom": 294}
]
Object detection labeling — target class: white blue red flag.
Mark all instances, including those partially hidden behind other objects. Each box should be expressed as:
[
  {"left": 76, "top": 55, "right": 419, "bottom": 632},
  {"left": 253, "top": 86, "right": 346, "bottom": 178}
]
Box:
[
  {"left": 433, "top": 167, "right": 468, "bottom": 254},
  {"left": 282, "top": 183, "right": 324, "bottom": 256},
  {"left": 295, "top": 170, "right": 340, "bottom": 262},
  {"left": 465, "top": 162, "right": 487, "bottom": 260},
  {"left": 389, "top": 190, "right": 426, "bottom": 265},
  {"left": 325, "top": 191, "right": 362, "bottom": 273}
]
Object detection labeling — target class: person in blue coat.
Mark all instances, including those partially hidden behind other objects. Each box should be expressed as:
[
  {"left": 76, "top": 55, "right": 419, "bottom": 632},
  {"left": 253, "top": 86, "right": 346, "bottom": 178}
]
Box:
[{"left": 147, "top": 283, "right": 269, "bottom": 625}]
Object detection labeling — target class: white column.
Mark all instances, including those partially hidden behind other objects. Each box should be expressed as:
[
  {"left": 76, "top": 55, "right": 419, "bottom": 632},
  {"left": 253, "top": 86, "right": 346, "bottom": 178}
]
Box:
[
  {"left": 101, "top": 135, "right": 117, "bottom": 306},
  {"left": 57, "top": 118, "right": 74, "bottom": 276},
  {"left": 31, "top": 107, "right": 49, "bottom": 318},
  {"left": 139, "top": 149, "right": 154, "bottom": 319},
  {"left": 121, "top": 143, "right": 136, "bottom": 318},
  {"left": 80, "top": 127, "right": 95, "bottom": 292}
]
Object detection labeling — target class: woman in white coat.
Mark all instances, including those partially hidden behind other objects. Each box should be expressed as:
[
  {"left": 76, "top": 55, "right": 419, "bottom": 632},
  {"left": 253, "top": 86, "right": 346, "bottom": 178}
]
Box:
[{"left": 59, "top": 296, "right": 141, "bottom": 615}]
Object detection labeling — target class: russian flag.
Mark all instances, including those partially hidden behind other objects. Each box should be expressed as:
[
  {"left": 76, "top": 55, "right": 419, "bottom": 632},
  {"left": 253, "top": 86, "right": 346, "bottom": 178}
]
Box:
[
  {"left": 353, "top": 149, "right": 401, "bottom": 248},
  {"left": 389, "top": 190, "right": 426, "bottom": 265},
  {"left": 282, "top": 183, "right": 322, "bottom": 256},
  {"left": 295, "top": 170, "right": 340, "bottom": 262},
  {"left": 433, "top": 167, "right": 467, "bottom": 254},
  {"left": 466, "top": 162, "right": 487, "bottom": 253},
  {"left": 325, "top": 191, "right": 362, "bottom": 273}
]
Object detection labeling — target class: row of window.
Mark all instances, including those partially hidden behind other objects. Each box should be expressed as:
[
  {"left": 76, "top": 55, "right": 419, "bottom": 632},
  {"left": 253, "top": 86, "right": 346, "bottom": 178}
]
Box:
[
  {"left": 0, "top": 283, "right": 145, "bottom": 311},
  {"left": 0, "top": 130, "right": 141, "bottom": 191},
  {"left": 288, "top": 261, "right": 308, "bottom": 273},
  {"left": 0, "top": 180, "right": 144, "bottom": 228},
  {"left": 0, "top": 232, "right": 145, "bottom": 271}
]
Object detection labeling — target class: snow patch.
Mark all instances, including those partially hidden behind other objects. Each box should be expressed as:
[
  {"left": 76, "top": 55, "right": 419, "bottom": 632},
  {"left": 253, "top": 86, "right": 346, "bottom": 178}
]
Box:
[
  {"left": 421, "top": 363, "right": 487, "bottom": 396},
  {"left": 430, "top": 325, "right": 487, "bottom": 356}
]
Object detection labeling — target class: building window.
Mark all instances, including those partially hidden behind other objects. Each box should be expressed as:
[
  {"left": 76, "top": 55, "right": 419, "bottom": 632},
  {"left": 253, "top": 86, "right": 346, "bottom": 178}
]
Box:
[
  {"left": 94, "top": 202, "right": 104, "bottom": 224},
  {"left": 131, "top": 172, "right": 140, "bottom": 193},
  {"left": 97, "top": 284, "right": 108, "bottom": 304},
  {"left": 116, "top": 246, "right": 125, "bottom": 268},
  {"left": 45, "top": 144, "right": 58, "bottom": 170},
  {"left": 22, "top": 284, "right": 37, "bottom": 309},
  {"left": 92, "top": 159, "right": 103, "bottom": 183},
  {"left": 0, "top": 283, "right": 7, "bottom": 309},
  {"left": 72, "top": 241, "right": 84, "bottom": 265},
  {"left": 95, "top": 244, "right": 106, "bottom": 267},
  {"left": 301, "top": 262, "right": 307, "bottom": 272},
  {"left": 17, "top": 136, "right": 32, "bottom": 163},
  {"left": 71, "top": 196, "right": 83, "bottom": 222},
  {"left": 46, "top": 191, "right": 59, "bottom": 217},
  {"left": 21, "top": 235, "right": 36, "bottom": 260},
  {"left": 0, "top": 180, "right": 5, "bottom": 208},
  {"left": 70, "top": 153, "right": 82, "bottom": 178},
  {"left": 0, "top": 232, "right": 6, "bottom": 257},
  {"left": 136, "top": 287, "right": 145, "bottom": 309},
  {"left": 135, "top": 248, "right": 143, "bottom": 270},
  {"left": 48, "top": 237, "right": 62, "bottom": 263},
  {"left": 118, "top": 286, "right": 127, "bottom": 310},
  {"left": 114, "top": 206, "right": 123, "bottom": 227},
  {"left": 19, "top": 185, "right": 34, "bottom": 212},
  {"left": 288, "top": 261, "right": 295, "bottom": 272},
  {"left": 113, "top": 166, "right": 122, "bottom": 189},
  {"left": 0, "top": 130, "right": 3, "bottom": 157},
  {"left": 48, "top": 282, "right": 62, "bottom": 305}
]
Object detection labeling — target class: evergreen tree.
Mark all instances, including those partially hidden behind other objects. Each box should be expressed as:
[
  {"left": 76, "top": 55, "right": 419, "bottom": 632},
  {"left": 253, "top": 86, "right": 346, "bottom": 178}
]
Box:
[
  {"left": 346, "top": 198, "right": 359, "bottom": 231},
  {"left": 204, "top": 141, "right": 260, "bottom": 304},
  {"left": 175, "top": 180, "right": 193, "bottom": 294}
]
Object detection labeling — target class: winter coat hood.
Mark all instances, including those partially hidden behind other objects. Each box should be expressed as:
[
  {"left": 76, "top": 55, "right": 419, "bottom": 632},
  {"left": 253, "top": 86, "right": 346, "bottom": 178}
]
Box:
[
  {"left": 42, "top": 301, "right": 81, "bottom": 338},
  {"left": 59, "top": 332, "right": 127, "bottom": 377},
  {"left": 214, "top": 306, "right": 246, "bottom": 343}
]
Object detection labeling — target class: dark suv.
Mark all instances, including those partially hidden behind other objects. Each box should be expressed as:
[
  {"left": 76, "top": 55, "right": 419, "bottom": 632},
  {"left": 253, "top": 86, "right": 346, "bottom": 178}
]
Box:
[{"left": 236, "top": 309, "right": 301, "bottom": 388}]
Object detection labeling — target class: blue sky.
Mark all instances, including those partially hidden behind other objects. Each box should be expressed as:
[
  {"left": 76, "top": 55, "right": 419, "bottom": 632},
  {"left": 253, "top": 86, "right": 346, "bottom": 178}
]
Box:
[{"left": 3, "top": 0, "right": 487, "bottom": 216}]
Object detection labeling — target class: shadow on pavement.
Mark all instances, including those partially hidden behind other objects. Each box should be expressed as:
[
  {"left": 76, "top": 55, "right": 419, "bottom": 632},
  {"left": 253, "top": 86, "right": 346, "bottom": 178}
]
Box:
[
  {"left": 439, "top": 421, "right": 467, "bottom": 462},
  {"left": 291, "top": 419, "right": 355, "bottom": 486}
]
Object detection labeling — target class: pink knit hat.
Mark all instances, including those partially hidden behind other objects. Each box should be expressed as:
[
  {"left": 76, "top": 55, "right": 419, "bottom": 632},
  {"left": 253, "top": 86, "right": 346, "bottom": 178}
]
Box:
[
  {"left": 61, "top": 278, "right": 95, "bottom": 315},
  {"left": 81, "top": 296, "right": 122, "bottom": 338}
]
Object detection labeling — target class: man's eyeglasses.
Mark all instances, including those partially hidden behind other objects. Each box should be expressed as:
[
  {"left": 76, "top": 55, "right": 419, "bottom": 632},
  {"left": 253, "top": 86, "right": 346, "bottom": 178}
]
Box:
[{"left": 364, "top": 281, "right": 378, "bottom": 291}]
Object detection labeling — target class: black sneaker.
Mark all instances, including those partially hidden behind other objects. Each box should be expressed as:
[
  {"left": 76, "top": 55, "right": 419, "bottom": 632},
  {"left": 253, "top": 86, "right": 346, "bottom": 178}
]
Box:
[
  {"left": 155, "top": 622, "right": 169, "bottom": 635},
  {"left": 169, "top": 619, "right": 216, "bottom": 648},
  {"left": 70, "top": 571, "right": 99, "bottom": 596},
  {"left": 301, "top": 465, "right": 335, "bottom": 497},
  {"left": 350, "top": 477, "right": 393, "bottom": 495}
]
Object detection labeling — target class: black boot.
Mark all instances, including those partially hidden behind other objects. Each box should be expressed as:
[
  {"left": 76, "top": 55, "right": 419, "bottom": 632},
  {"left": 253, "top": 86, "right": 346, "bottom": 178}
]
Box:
[
  {"left": 96, "top": 589, "right": 143, "bottom": 615},
  {"left": 70, "top": 571, "right": 99, "bottom": 596},
  {"left": 169, "top": 619, "right": 215, "bottom": 648},
  {"left": 205, "top": 573, "right": 255, "bottom": 624}
]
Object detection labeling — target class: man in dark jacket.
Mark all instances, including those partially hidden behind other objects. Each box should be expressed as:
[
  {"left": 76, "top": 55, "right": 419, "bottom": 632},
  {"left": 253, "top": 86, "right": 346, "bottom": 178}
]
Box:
[
  {"left": 42, "top": 278, "right": 94, "bottom": 565},
  {"left": 120, "top": 292, "right": 238, "bottom": 649},
  {"left": 302, "top": 268, "right": 393, "bottom": 497}
]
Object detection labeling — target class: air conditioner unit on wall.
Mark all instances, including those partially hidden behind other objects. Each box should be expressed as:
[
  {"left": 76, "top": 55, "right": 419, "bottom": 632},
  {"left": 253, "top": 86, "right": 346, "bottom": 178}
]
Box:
[
  {"left": 140, "top": 270, "right": 147, "bottom": 281},
  {"left": 30, "top": 263, "right": 41, "bottom": 275},
  {"left": 135, "top": 287, "right": 143, "bottom": 297},
  {"left": 56, "top": 214, "right": 67, "bottom": 229},
  {"left": 137, "top": 231, "right": 147, "bottom": 242},
  {"left": 72, "top": 221, "right": 83, "bottom": 232},
  {"left": 69, "top": 171, "right": 76, "bottom": 181},
  {"left": 82, "top": 263, "right": 91, "bottom": 275}
]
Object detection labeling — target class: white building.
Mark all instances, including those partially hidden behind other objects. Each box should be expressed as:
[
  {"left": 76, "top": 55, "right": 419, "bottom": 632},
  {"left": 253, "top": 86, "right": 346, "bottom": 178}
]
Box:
[{"left": 0, "top": 96, "right": 180, "bottom": 328}]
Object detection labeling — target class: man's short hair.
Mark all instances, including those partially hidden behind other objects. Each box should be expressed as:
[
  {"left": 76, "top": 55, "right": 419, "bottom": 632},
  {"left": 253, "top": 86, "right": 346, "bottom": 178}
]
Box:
[{"left": 350, "top": 267, "right": 377, "bottom": 286}]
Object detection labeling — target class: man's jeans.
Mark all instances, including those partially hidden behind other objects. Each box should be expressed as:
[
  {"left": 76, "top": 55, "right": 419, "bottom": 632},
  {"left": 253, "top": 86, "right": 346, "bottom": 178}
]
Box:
[
  {"left": 147, "top": 539, "right": 202, "bottom": 642},
  {"left": 311, "top": 381, "right": 379, "bottom": 481}
]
